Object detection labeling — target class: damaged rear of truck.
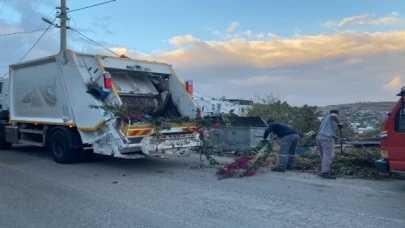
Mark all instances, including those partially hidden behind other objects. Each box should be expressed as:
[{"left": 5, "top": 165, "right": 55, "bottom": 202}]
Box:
[{"left": 0, "top": 50, "right": 201, "bottom": 163}]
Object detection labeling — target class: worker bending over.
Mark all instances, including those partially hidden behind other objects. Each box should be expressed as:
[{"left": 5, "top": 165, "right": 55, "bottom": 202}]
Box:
[{"left": 262, "top": 119, "right": 300, "bottom": 172}]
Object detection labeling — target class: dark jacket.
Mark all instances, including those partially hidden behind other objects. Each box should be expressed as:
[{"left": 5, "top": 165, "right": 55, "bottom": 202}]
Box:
[{"left": 263, "top": 122, "right": 298, "bottom": 139}]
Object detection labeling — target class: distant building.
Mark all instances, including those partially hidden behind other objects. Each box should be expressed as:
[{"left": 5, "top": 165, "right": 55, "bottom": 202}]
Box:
[{"left": 194, "top": 98, "right": 253, "bottom": 117}]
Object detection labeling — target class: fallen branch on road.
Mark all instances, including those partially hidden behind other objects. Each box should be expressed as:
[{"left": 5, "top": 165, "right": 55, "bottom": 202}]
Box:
[{"left": 216, "top": 141, "right": 274, "bottom": 179}]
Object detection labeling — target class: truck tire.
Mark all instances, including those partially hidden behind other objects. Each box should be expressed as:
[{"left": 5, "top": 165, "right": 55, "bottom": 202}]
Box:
[
  {"left": 0, "top": 125, "right": 12, "bottom": 150},
  {"left": 47, "top": 127, "right": 81, "bottom": 164}
]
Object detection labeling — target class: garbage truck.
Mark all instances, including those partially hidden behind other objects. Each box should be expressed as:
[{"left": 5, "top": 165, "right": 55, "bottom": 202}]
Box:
[
  {"left": 375, "top": 86, "right": 405, "bottom": 174},
  {"left": 0, "top": 50, "right": 201, "bottom": 163}
]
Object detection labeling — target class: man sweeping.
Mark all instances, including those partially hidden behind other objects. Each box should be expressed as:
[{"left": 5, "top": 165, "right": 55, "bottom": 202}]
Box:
[
  {"left": 262, "top": 119, "right": 300, "bottom": 172},
  {"left": 316, "top": 110, "right": 343, "bottom": 179}
]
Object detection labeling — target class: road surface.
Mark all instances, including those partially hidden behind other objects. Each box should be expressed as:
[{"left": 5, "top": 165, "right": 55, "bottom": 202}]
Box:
[{"left": 1, "top": 146, "right": 405, "bottom": 228}]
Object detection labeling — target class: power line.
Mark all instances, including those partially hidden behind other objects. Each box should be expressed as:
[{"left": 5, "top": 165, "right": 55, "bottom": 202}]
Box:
[
  {"left": 71, "top": 28, "right": 96, "bottom": 49},
  {"left": 70, "top": 27, "right": 120, "bottom": 56},
  {"left": 7, "top": 0, "right": 23, "bottom": 24},
  {"left": 2, "top": 17, "right": 56, "bottom": 77},
  {"left": 24, "top": 0, "right": 44, "bottom": 24},
  {"left": 0, "top": 9, "right": 57, "bottom": 63},
  {"left": 0, "top": 0, "right": 8, "bottom": 15},
  {"left": 17, "top": 24, "right": 53, "bottom": 63},
  {"left": 68, "top": 0, "right": 117, "bottom": 13},
  {"left": 0, "top": 28, "right": 53, "bottom": 36},
  {"left": 68, "top": 13, "right": 77, "bottom": 26}
]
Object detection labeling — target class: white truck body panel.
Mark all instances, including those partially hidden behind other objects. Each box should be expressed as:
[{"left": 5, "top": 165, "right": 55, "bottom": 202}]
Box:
[
  {"left": 9, "top": 57, "right": 75, "bottom": 124},
  {"left": 6, "top": 50, "right": 201, "bottom": 158}
]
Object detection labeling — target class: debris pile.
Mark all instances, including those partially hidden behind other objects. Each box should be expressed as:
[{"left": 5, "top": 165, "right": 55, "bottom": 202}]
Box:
[
  {"left": 217, "top": 142, "right": 404, "bottom": 180},
  {"left": 293, "top": 147, "right": 405, "bottom": 180}
]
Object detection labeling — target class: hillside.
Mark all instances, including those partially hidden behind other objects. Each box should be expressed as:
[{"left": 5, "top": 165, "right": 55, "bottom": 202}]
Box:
[
  {"left": 318, "top": 101, "right": 397, "bottom": 134},
  {"left": 319, "top": 101, "right": 397, "bottom": 113}
]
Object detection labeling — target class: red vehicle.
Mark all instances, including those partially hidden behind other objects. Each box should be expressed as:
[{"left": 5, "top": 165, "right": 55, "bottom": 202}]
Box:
[{"left": 375, "top": 86, "right": 405, "bottom": 174}]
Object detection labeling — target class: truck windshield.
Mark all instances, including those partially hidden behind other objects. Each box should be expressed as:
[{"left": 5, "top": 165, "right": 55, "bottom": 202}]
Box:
[{"left": 395, "top": 106, "right": 405, "bottom": 133}]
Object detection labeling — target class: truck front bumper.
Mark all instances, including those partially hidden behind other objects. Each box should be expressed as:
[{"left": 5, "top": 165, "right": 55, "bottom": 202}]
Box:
[{"left": 375, "top": 159, "right": 390, "bottom": 174}]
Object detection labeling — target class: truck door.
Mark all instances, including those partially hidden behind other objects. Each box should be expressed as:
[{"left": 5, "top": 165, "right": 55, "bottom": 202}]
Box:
[{"left": 390, "top": 103, "right": 405, "bottom": 170}]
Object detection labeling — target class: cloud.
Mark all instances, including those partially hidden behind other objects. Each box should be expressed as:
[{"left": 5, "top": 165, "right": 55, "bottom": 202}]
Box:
[
  {"left": 1, "top": 4, "right": 404, "bottom": 106},
  {"left": 382, "top": 76, "right": 405, "bottom": 90},
  {"left": 243, "top": 30, "right": 253, "bottom": 37},
  {"left": 93, "top": 29, "right": 405, "bottom": 105},
  {"left": 230, "top": 75, "right": 314, "bottom": 87},
  {"left": 168, "top": 34, "right": 199, "bottom": 47},
  {"left": 256, "top": 33, "right": 264, "bottom": 39},
  {"left": 158, "top": 31, "right": 405, "bottom": 68},
  {"left": 151, "top": 30, "right": 405, "bottom": 105},
  {"left": 226, "top": 22, "right": 239, "bottom": 32},
  {"left": 323, "top": 12, "right": 405, "bottom": 28},
  {"left": 108, "top": 47, "right": 159, "bottom": 61},
  {"left": 208, "top": 24, "right": 275, "bottom": 41}
]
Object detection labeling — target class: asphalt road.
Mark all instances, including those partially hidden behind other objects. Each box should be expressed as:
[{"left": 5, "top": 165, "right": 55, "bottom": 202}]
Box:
[{"left": 1, "top": 146, "right": 405, "bottom": 228}]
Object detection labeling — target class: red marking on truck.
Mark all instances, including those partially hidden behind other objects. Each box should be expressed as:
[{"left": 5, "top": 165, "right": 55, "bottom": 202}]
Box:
[
  {"left": 128, "top": 129, "right": 152, "bottom": 137},
  {"left": 182, "top": 127, "right": 197, "bottom": 133}
]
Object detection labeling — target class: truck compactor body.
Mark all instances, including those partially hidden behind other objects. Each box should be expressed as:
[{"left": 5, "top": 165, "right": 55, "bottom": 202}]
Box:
[{"left": 0, "top": 50, "right": 201, "bottom": 163}]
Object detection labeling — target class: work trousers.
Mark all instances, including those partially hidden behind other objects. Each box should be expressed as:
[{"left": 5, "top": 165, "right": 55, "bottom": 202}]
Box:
[
  {"left": 276, "top": 134, "right": 300, "bottom": 169},
  {"left": 316, "top": 134, "right": 335, "bottom": 173}
]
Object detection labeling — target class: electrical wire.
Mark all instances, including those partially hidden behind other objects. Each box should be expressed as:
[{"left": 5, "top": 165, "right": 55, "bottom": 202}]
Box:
[
  {"left": 2, "top": 18, "right": 55, "bottom": 77},
  {"left": 23, "top": 0, "right": 45, "bottom": 26},
  {"left": 17, "top": 24, "right": 53, "bottom": 63},
  {"left": 0, "top": 0, "right": 9, "bottom": 15},
  {"left": 0, "top": 28, "right": 53, "bottom": 36},
  {"left": 6, "top": 0, "right": 23, "bottom": 24},
  {"left": 0, "top": 9, "right": 57, "bottom": 63},
  {"left": 70, "top": 27, "right": 120, "bottom": 56},
  {"left": 17, "top": 16, "right": 57, "bottom": 63},
  {"left": 68, "top": 0, "right": 117, "bottom": 13},
  {"left": 68, "top": 13, "right": 77, "bottom": 26}
]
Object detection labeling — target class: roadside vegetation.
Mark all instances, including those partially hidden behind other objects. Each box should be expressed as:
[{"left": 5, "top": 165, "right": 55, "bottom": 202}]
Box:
[{"left": 213, "top": 94, "right": 403, "bottom": 180}]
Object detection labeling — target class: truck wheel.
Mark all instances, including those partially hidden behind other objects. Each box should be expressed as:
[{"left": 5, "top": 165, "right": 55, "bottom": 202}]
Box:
[
  {"left": 48, "top": 128, "right": 81, "bottom": 164},
  {"left": 0, "top": 125, "right": 12, "bottom": 150}
]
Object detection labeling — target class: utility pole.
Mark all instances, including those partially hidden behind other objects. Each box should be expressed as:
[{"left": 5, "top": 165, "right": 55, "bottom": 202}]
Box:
[
  {"left": 58, "top": 0, "right": 68, "bottom": 64},
  {"left": 42, "top": 0, "right": 117, "bottom": 64}
]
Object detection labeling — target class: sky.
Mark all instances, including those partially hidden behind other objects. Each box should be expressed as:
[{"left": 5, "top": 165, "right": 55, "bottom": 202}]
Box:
[{"left": 1, "top": 0, "right": 405, "bottom": 106}]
